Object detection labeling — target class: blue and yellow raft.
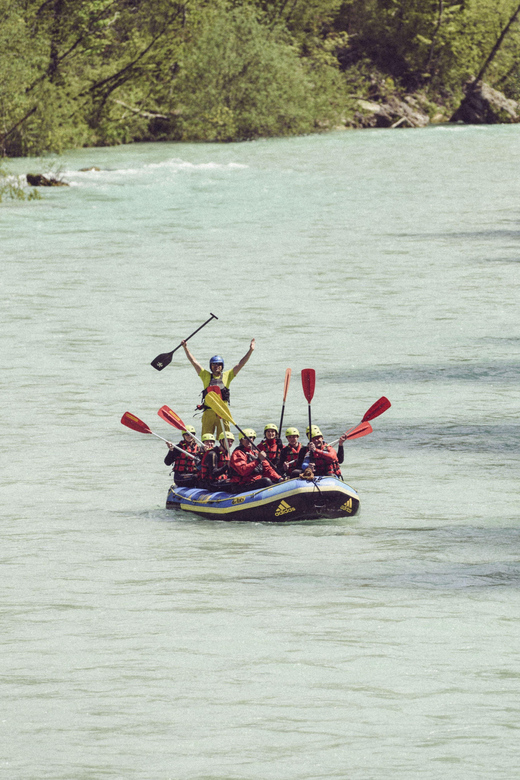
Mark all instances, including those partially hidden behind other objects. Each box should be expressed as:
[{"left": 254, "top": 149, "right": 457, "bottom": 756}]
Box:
[{"left": 166, "top": 476, "right": 360, "bottom": 522}]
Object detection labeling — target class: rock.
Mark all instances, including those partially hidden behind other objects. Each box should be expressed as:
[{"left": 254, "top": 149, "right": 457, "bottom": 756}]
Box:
[
  {"left": 79, "top": 166, "right": 100, "bottom": 172},
  {"left": 450, "top": 82, "right": 519, "bottom": 124},
  {"left": 351, "top": 95, "right": 429, "bottom": 129},
  {"left": 26, "top": 173, "right": 69, "bottom": 187}
]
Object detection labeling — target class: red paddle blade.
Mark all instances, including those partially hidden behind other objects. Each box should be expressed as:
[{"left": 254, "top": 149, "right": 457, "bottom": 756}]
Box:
[
  {"left": 361, "top": 396, "right": 391, "bottom": 423},
  {"left": 283, "top": 368, "right": 292, "bottom": 401},
  {"left": 345, "top": 421, "right": 373, "bottom": 440},
  {"left": 121, "top": 412, "right": 152, "bottom": 435},
  {"left": 157, "top": 405, "right": 186, "bottom": 431},
  {"left": 301, "top": 368, "right": 316, "bottom": 403}
]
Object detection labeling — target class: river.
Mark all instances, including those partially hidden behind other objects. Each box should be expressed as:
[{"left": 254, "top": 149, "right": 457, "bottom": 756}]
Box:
[{"left": 1, "top": 124, "right": 519, "bottom": 779}]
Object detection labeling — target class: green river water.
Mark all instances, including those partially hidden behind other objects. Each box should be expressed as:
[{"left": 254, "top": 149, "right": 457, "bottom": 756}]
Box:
[{"left": 1, "top": 124, "right": 519, "bottom": 779}]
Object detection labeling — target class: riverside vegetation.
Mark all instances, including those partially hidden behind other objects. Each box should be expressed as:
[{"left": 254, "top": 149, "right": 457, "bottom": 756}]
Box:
[{"left": 1, "top": 0, "right": 520, "bottom": 190}]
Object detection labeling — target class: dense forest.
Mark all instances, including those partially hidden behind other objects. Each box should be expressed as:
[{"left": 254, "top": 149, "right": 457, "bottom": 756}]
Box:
[{"left": 1, "top": 0, "right": 520, "bottom": 159}]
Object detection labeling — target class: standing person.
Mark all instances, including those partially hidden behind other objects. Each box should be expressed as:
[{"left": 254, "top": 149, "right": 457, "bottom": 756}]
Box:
[
  {"left": 279, "top": 427, "right": 302, "bottom": 477},
  {"left": 295, "top": 426, "right": 342, "bottom": 478},
  {"left": 229, "top": 429, "right": 280, "bottom": 492},
  {"left": 164, "top": 425, "right": 202, "bottom": 487},
  {"left": 257, "top": 424, "right": 283, "bottom": 473},
  {"left": 181, "top": 338, "right": 256, "bottom": 437}
]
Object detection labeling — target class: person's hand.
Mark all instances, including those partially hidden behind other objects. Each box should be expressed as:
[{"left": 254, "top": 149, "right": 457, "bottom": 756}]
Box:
[
  {"left": 308, "top": 442, "right": 316, "bottom": 453},
  {"left": 167, "top": 441, "right": 174, "bottom": 450},
  {"left": 181, "top": 340, "right": 187, "bottom": 348},
  {"left": 339, "top": 434, "right": 347, "bottom": 445},
  {"left": 257, "top": 451, "right": 266, "bottom": 461},
  {"left": 250, "top": 338, "right": 255, "bottom": 351}
]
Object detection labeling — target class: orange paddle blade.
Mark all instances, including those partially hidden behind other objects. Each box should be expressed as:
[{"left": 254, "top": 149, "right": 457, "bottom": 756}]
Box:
[
  {"left": 121, "top": 412, "right": 152, "bottom": 435},
  {"left": 283, "top": 368, "right": 292, "bottom": 401}
]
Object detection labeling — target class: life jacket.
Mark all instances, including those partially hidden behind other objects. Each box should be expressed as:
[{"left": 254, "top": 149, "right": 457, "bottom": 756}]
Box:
[
  {"left": 200, "top": 446, "right": 230, "bottom": 482},
  {"left": 200, "top": 375, "right": 230, "bottom": 409},
  {"left": 173, "top": 441, "right": 200, "bottom": 474},
  {"left": 280, "top": 442, "right": 302, "bottom": 471},
  {"left": 257, "top": 437, "right": 282, "bottom": 470},
  {"left": 200, "top": 449, "right": 216, "bottom": 481},
  {"left": 310, "top": 444, "right": 342, "bottom": 478},
  {"left": 230, "top": 447, "right": 262, "bottom": 484}
]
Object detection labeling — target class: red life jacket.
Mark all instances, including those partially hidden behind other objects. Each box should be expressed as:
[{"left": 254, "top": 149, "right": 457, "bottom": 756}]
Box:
[
  {"left": 280, "top": 442, "right": 301, "bottom": 471},
  {"left": 173, "top": 441, "right": 200, "bottom": 474},
  {"left": 312, "top": 444, "right": 341, "bottom": 477},
  {"left": 200, "top": 446, "right": 230, "bottom": 482},
  {"left": 257, "top": 438, "right": 282, "bottom": 469},
  {"left": 201, "top": 375, "right": 230, "bottom": 407}
]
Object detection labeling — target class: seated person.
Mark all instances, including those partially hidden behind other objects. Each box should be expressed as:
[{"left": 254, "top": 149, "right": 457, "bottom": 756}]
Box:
[
  {"left": 279, "top": 427, "right": 302, "bottom": 477},
  {"left": 257, "top": 423, "right": 283, "bottom": 472},
  {"left": 229, "top": 429, "right": 280, "bottom": 492},
  {"left": 199, "top": 431, "right": 236, "bottom": 490},
  {"left": 164, "top": 425, "right": 202, "bottom": 487},
  {"left": 294, "top": 426, "right": 342, "bottom": 479}
]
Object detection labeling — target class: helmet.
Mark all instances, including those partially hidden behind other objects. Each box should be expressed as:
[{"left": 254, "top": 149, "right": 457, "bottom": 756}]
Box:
[
  {"left": 182, "top": 425, "right": 196, "bottom": 435},
  {"left": 264, "top": 423, "right": 278, "bottom": 433},
  {"left": 285, "top": 427, "right": 300, "bottom": 437},
  {"left": 306, "top": 425, "right": 322, "bottom": 439},
  {"left": 202, "top": 433, "right": 216, "bottom": 442},
  {"left": 209, "top": 355, "right": 224, "bottom": 368},
  {"left": 240, "top": 428, "right": 256, "bottom": 440},
  {"left": 219, "top": 431, "right": 235, "bottom": 441}
]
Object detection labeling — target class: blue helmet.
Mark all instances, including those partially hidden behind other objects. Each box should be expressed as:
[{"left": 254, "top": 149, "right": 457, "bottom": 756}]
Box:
[{"left": 210, "top": 355, "right": 224, "bottom": 368}]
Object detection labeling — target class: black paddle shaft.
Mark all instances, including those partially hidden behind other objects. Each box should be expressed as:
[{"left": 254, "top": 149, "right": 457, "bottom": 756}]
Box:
[{"left": 151, "top": 313, "right": 218, "bottom": 371}]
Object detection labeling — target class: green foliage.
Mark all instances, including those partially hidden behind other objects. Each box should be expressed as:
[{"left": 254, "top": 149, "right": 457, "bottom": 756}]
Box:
[
  {"left": 1, "top": 0, "right": 520, "bottom": 156},
  {"left": 172, "top": 5, "right": 346, "bottom": 141}
]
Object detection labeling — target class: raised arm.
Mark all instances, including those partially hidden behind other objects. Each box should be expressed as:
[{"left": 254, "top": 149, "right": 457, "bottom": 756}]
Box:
[
  {"left": 233, "top": 338, "right": 255, "bottom": 375},
  {"left": 181, "top": 340, "right": 203, "bottom": 375}
]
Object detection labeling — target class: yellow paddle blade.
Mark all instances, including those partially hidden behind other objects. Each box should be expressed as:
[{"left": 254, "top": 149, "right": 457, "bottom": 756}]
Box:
[{"left": 204, "top": 391, "right": 236, "bottom": 425}]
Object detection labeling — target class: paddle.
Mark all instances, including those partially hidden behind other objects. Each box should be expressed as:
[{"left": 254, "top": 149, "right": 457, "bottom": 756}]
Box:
[
  {"left": 157, "top": 405, "right": 204, "bottom": 448},
  {"left": 151, "top": 313, "right": 218, "bottom": 371},
  {"left": 329, "top": 397, "right": 390, "bottom": 447},
  {"left": 120, "top": 412, "right": 198, "bottom": 460},
  {"left": 204, "top": 391, "right": 257, "bottom": 449},
  {"left": 278, "top": 368, "right": 292, "bottom": 434},
  {"left": 362, "top": 396, "right": 391, "bottom": 422},
  {"left": 301, "top": 368, "right": 315, "bottom": 437}
]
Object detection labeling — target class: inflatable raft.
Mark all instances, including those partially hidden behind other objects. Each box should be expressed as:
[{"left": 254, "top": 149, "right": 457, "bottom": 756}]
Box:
[{"left": 166, "top": 476, "right": 360, "bottom": 522}]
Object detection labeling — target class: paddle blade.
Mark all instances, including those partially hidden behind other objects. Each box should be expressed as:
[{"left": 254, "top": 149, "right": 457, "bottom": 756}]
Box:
[
  {"left": 361, "top": 396, "right": 391, "bottom": 422},
  {"left": 301, "top": 368, "right": 316, "bottom": 403},
  {"left": 121, "top": 412, "right": 152, "bottom": 435},
  {"left": 151, "top": 351, "right": 173, "bottom": 371},
  {"left": 283, "top": 368, "right": 292, "bottom": 401},
  {"left": 158, "top": 405, "right": 187, "bottom": 431},
  {"left": 204, "top": 391, "right": 236, "bottom": 426},
  {"left": 345, "top": 421, "right": 373, "bottom": 440}
]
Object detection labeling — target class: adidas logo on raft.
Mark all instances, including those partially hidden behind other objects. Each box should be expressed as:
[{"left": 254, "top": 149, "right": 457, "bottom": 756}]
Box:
[{"left": 275, "top": 500, "right": 296, "bottom": 517}]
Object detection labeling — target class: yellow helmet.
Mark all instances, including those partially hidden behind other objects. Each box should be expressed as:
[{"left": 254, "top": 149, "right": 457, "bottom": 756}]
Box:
[
  {"left": 219, "top": 431, "right": 235, "bottom": 441},
  {"left": 202, "top": 433, "right": 216, "bottom": 442},
  {"left": 240, "top": 428, "right": 256, "bottom": 440},
  {"left": 285, "top": 427, "right": 300, "bottom": 437},
  {"left": 306, "top": 425, "right": 322, "bottom": 439},
  {"left": 264, "top": 423, "right": 278, "bottom": 433},
  {"left": 182, "top": 425, "right": 196, "bottom": 435}
]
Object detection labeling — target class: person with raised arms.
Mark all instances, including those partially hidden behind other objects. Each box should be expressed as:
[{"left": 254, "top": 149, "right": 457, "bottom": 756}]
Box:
[{"left": 181, "top": 338, "right": 255, "bottom": 437}]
